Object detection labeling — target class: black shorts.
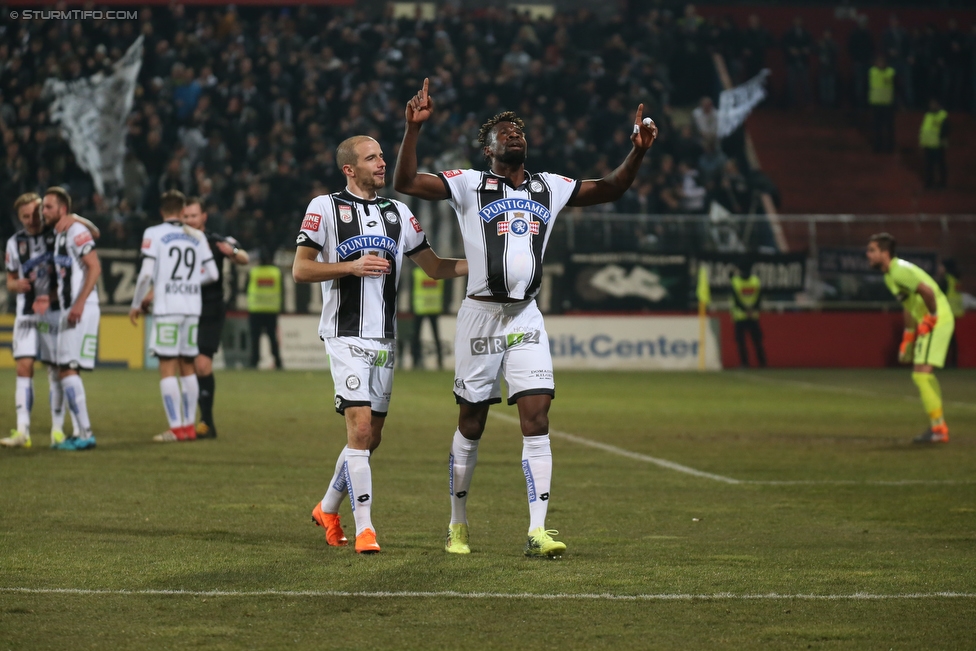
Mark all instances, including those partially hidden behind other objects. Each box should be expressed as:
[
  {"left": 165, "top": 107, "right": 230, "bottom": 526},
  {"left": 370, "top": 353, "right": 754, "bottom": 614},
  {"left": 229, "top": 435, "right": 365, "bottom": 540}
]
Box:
[{"left": 198, "top": 313, "right": 225, "bottom": 358}]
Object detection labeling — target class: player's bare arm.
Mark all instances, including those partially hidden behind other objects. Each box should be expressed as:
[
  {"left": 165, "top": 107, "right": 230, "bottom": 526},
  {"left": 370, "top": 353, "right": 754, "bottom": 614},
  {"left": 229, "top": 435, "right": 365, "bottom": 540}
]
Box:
[
  {"left": 68, "top": 250, "right": 101, "bottom": 327},
  {"left": 409, "top": 247, "right": 468, "bottom": 280},
  {"left": 393, "top": 78, "right": 450, "bottom": 200},
  {"left": 292, "top": 246, "right": 390, "bottom": 283},
  {"left": 569, "top": 104, "right": 659, "bottom": 207},
  {"left": 6, "top": 272, "right": 31, "bottom": 294}
]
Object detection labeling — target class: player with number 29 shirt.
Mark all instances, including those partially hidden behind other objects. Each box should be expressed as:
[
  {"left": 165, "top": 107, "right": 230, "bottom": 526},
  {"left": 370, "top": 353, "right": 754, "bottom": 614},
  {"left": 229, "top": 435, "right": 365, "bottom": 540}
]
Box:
[{"left": 130, "top": 190, "right": 219, "bottom": 443}]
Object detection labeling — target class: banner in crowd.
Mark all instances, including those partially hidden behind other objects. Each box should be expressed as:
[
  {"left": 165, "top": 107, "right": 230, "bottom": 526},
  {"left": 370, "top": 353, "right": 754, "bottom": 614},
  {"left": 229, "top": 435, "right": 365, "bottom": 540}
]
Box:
[
  {"left": 717, "top": 69, "right": 770, "bottom": 138},
  {"left": 817, "top": 248, "right": 938, "bottom": 302},
  {"left": 564, "top": 252, "right": 689, "bottom": 311},
  {"left": 696, "top": 253, "right": 807, "bottom": 294},
  {"left": 44, "top": 35, "right": 144, "bottom": 196}
]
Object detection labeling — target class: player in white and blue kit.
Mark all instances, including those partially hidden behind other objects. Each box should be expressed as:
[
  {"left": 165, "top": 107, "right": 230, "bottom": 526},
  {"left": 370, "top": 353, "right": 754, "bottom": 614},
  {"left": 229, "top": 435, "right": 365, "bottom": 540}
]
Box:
[
  {"left": 130, "top": 190, "right": 219, "bottom": 443},
  {"left": 43, "top": 187, "right": 102, "bottom": 451},
  {"left": 395, "top": 79, "right": 659, "bottom": 557},
  {"left": 293, "top": 135, "right": 467, "bottom": 554}
]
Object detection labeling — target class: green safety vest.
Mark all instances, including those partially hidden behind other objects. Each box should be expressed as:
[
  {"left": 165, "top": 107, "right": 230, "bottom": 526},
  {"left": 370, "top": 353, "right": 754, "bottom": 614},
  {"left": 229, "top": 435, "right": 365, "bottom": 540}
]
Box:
[
  {"left": 730, "top": 275, "right": 761, "bottom": 321},
  {"left": 946, "top": 273, "right": 964, "bottom": 318},
  {"left": 919, "top": 110, "right": 947, "bottom": 149},
  {"left": 868, "top": 66, "right": 895, "bottom": 106},
  {"left": 412, "top": 266, "right": 444, "bottom": 315},
  {"left": 247, "top": 265, "right": 282, "bottom": 313}
]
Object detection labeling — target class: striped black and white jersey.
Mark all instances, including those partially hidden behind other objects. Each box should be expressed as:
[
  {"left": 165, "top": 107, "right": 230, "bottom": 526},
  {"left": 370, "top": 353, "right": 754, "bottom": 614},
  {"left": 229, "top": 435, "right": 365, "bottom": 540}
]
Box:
[
  {"left": 436, "top": 169, "right": 580, "bottom": 301},
  {"left": 296, "top": 189, "right": 430, "bottom": 339},
  {"left": 4, "top": 227, "right": 60, "bottom": 316},
  {"left": 52, "top": 221, "right": 99, "bottom": 311}
]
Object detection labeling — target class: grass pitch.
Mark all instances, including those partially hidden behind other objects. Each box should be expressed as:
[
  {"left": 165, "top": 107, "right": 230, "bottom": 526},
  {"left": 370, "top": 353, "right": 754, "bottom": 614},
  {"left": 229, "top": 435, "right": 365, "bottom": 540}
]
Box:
[{"left": 1, "top": 368, "right": 975, "bottom": 649}]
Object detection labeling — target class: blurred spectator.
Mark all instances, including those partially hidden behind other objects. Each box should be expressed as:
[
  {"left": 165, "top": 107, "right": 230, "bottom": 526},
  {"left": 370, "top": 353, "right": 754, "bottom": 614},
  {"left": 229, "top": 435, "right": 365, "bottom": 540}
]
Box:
[
  {"left": 740, "top": 14, "right": 773, "bottom": 79},
  {"left": 868, "top": 55, "right": 896, "bottom": 154},
  {"left": 849, "top": 16, "right": 875, "bottom": 108},
  {"left": 882, "top": 15, "right": 912, "bottom": 108},
  {"left": 782, "top": 16, "right": 813, "bottom": 108},
  {"left": 919, "top": 98, "right": 949, "bottom": 189},
  {"left": 817, "top": 29, "right": 839, "bottom": 108},
  {"left": 691, "top": 97, "right": 718, "bottom": 143}
]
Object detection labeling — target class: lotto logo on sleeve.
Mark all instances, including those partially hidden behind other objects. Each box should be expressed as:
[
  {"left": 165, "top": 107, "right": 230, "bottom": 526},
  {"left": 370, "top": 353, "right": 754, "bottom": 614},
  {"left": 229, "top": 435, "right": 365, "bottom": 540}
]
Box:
[
  {"left": 410, "top": 216, "right": 423, "bottom": 233},
  {"left": 302, "top": 213, "right": 322, "bottom": 231},
  {"left": 442, "top": 169, "right": 462, "bottom": 178},
  {"left": 74, "top": 231, "right": 93, "bottom": 247}
]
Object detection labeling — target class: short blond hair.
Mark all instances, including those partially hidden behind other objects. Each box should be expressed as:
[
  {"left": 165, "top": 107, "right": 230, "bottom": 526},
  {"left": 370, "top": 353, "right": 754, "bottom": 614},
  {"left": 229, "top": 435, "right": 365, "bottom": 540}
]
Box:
[{"left": 14, "top": 192, "right": 40, "bottom": 213}]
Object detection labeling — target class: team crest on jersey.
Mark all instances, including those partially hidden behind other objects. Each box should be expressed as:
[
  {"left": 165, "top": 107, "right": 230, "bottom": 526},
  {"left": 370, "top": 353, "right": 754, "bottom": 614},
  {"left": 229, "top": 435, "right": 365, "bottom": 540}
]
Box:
[
  {"left": 339, "top": 205, "right": 353, "bottom": 223},
  {"left": 529, "top": 180, "right": 544, "bottom": 193},
  {"left": 302, "top": 213, "right": 322, "bottom": 231},
  {"left": 497, "top": 215, "right": 538, "bottom": 237},
  {"left": 484, "top": 177, "right": 498, "bottom": 191},
  {"left": 346, "top": 376, "right": 361, "bottom": 390},
  {"left": 410, "top": 216, "right": 422, "bottom": 233},
  {"left": 443, "top": 169, "right": 462, "bottom": 178},
  {"left": 383, "top": 210, "right": 398, "bottom": 224}
]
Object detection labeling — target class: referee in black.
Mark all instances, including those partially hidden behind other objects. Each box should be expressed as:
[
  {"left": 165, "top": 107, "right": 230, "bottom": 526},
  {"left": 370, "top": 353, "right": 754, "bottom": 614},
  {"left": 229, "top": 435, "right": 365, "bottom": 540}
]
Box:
[{"left": 182, "top": 198, "right": 249, "bottom": 437}]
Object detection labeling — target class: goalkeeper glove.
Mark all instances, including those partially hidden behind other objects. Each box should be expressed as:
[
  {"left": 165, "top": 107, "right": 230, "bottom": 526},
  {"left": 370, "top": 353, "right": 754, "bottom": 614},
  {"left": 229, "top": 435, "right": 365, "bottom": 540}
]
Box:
[
  {"left": 898, "top": 329, "right": 916, "bottom": 364},
  {"left": 917, "top": 314, "right": 938, "bottom": 337}
]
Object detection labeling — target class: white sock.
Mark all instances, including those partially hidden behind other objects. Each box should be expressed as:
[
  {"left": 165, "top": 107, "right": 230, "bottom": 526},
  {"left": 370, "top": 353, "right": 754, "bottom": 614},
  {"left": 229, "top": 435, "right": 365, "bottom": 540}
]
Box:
[
  {"left": 15, "top": 377, "right": 33, "bottom": 435},
  {"left": 344, "top": 448, "right": 373, "bottom": 535},
  {"left": 449, "top": 429, "right": 480, "bottom": 525},
  {"left": 48, "top": 366, "right": 65, "bottom": 433},
  {"left": 522, "top": 434, "right": 553, "bottom": 533},
  {"left": 321, "top": 446, "right": 349, "bottom": 513},
  {"left": 61, "top": 375, "right": 92, "bottom": 438},
  {"left": 160, "top": 377, "right": 183, "bottom": 430},
  {"left": 180, "top": 374, "right": 199, "bottom": 427}
]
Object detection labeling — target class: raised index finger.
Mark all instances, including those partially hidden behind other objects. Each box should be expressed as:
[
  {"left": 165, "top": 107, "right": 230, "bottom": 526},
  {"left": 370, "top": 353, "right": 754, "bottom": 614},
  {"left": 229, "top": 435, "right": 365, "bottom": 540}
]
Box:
[
  {"left": 634, "top": 103, "right": 644, "bottom": 124},
  {"left": 421, "top": 77, "right": 429, "bottom": 102}
]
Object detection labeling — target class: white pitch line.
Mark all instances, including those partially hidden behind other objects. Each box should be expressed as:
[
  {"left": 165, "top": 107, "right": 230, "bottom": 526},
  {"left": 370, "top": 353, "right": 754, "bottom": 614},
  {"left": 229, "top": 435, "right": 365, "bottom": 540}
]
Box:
[
  {"left": 489, "top": 412, "right": 741, "bottom": 484},
  {"left": 1, "top": 587, "right": 974, "bottom": 601},
  {"left": 731, "top": 371, "right": 976, "bottom": 411},
  {"left": 487, "top": 413, "right": 974, "bottom": 486}
]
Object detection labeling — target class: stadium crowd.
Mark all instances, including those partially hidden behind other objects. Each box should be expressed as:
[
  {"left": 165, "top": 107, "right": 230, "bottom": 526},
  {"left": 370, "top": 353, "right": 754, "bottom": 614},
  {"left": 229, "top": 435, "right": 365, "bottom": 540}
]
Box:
[{"left": 1, "top": 4, "right": 974, "bottom": 251}]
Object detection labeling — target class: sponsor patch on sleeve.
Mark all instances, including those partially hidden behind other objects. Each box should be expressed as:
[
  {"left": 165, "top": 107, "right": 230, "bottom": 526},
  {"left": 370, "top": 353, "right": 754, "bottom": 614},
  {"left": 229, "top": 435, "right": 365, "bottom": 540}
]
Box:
[
  {"left": 410, "top": 216, "right": 423, "bottom": 233},
  {"left": 558, "top": 175, "right": 574, "bottom": 183},
  {"left": 74, "top": 231, "right": 94, "bottom": 248},
  {"left": 302, "top": 213, "right": 322, "bottom": 231},
  {"left": 141, "top": 238, "right": 152, "bottom": 250},
  {"left": 442, "top": 169, "right": 462, "bottom": 178}
]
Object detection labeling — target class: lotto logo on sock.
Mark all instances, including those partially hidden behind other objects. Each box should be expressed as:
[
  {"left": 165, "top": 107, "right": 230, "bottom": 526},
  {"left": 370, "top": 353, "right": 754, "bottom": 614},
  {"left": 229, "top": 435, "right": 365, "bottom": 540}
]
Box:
[
  {"left": 356, "top": 494, "right": 370, "bottom": 504},
  {"left": 540, "top": 492, "right": 549, "bottom": 501},
  {"left": 455, "top": 491, "right": 467, "bottom": 498}
]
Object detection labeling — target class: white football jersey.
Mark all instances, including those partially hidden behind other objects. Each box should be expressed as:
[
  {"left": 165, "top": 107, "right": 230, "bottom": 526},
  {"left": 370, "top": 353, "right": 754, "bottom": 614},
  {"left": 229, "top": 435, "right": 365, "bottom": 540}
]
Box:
[
  {"left": 295, "top": 189, "right": 430, "bottom": 339},
  {"left": 437, "top": 169, "right": 580, "bottom": 301},
  {"left": 139, "top": 220, "right": 214, "bottom": 316},
  {"left": 52, "top": 221, "right": 99, "bottom": 308},
  {"left": 5, "top": 228, "right": 60, "bottom": 317}
]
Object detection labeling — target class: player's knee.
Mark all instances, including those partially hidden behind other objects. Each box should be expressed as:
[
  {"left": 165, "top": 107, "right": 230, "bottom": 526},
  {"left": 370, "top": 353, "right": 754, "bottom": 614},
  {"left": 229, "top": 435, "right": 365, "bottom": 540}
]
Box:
[
  {"left": 15, "top": 359, "right": 34, "bottom": 377},
  {"left": 458, "top": 416, "right": 485, "bottom": 439},
  {"left": 520, "top": 412, "right": 549, "bottom": 436}
]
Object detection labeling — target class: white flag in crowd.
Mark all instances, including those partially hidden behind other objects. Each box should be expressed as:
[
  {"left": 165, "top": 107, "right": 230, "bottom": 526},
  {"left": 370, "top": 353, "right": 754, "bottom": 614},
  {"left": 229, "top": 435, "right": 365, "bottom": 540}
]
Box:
[
  {"left": 717, "top": 69, "right": 769, "bottom": 139},
  {"left": 43, "top": 35, "right": 144, "bottom": 196}
]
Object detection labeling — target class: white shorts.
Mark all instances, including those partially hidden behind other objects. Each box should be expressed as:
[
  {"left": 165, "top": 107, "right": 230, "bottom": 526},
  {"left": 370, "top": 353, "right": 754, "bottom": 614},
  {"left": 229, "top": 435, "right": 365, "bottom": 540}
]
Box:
[
  {"left": 12, "top": 316, "right": 39, "bottom": 361},
  {"left": 453, "top": 298, "right": 554, "bottom": 406},
  {"left": 150, "top": 315, "right": 199, "bottom": 358},
  {"left": 55, "top": 306, "right": 100, "bottom": 370},
  {"left": 325, "top": 337, "right": 395, "bottom": 416}
]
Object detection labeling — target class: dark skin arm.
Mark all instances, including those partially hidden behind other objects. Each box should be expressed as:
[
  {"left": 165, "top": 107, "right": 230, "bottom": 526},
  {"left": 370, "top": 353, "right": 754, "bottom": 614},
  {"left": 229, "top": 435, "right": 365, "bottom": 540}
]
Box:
[
  {"left": 410, "top": 247, "right": 467, "bottom": 279},
  {"left": 394, "top": 78, "right": 450, "bottom": 200},
  {"left": 568, "top": 104, "right": 659, "bottom": 207}
]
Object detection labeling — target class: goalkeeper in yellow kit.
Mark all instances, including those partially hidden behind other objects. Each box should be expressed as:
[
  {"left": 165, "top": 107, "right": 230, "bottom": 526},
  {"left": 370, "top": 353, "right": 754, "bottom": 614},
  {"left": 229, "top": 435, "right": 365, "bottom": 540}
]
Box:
[{"left": 866, "top": 233, "right": 955, "bottom": 443}]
